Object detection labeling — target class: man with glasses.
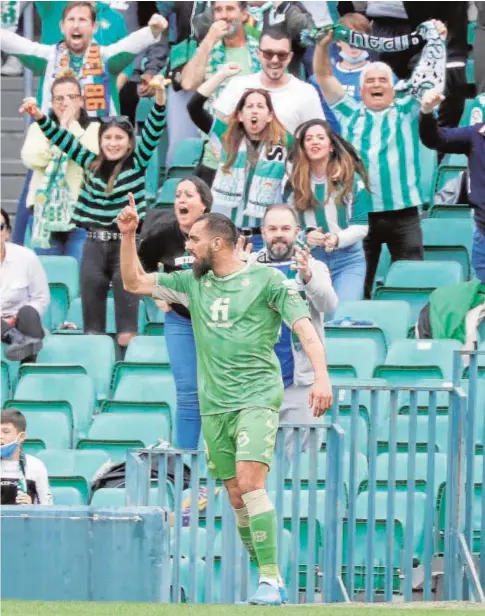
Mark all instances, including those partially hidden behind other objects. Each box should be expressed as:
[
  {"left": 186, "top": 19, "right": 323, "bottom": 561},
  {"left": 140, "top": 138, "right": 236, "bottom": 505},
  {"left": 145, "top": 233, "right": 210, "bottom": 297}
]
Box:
[
  {"left": 0, "top": 0, "right": 168, "bottom": 117},
  {"left": 214, "top": 27, "right": 324, "bottom": 134}
]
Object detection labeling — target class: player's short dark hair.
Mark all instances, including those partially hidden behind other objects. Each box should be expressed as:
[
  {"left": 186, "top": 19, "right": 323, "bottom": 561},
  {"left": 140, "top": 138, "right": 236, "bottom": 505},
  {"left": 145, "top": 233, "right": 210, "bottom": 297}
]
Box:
[
  {"left": 62, "top": 1, "right": 97, "bottom": 23},
  {"left": 1, "top": 409, "right": 27, "bottom": 433},
  {"left": 1, "top": 208, "right": 11, "bottom": 231},
  {"left": 263, "top": 204, "right": 298, "bottom": 224},
  {"left": 178, "top": 176, "right": 213, "bottom": 212},
  {"left": 260, "top": 26, "right": 292, "bottom": 49},
  {"left": 195, "top": 213, "right": 239, "bottom": 247}
]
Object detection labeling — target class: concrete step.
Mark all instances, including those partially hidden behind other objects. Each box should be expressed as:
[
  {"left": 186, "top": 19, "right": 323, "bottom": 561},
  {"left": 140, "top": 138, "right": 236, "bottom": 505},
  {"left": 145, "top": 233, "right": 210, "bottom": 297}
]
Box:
[
  {"left": 2, "top": 88, "right": 26, "bottom": 117},
  {"left": 1, "top": 174, "right": 26, "bottom": 200},
  {"left": 0, "top": 75, "right": 39, "bottom": 91},
  {"left": 2, "top": 159, "right": 26, "bottom": 175},
  {"left": 1, "top": 132, "right": 24, "bottom": 159},
  {"left": 2, "top": 117, "right": 25, "bottom": 133},
  {"left": 2, "top": 198, "right": 19, "bottom": 215}
]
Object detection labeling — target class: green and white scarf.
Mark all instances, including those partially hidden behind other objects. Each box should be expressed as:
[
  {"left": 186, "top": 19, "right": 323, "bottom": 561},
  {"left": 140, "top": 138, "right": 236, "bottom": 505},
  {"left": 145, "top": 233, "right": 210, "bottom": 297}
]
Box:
[
  {"left": 302, "top": 21, "right": 446, "bottom": 100},
  {"left": 43, "top": 41, "right": 113, "bottom": 118},
  {"left": 32, "top": 148, "right": 76, "bottom": 249},
  {"left": 1, "top": 1, "right": 20, "bottom": 31},
  {"left": 206, "top": 29, "right": 261, "bottom": 100},
  {"left": 211, "top": 120, "right": 288, "bottom": 218}
]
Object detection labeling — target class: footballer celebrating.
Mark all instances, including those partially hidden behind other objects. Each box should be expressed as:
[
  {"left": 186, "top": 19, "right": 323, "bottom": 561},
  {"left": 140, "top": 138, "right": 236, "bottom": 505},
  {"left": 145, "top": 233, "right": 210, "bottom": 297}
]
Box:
[{"left": 118, "top": 195, "right": 333, "bottom": 606}]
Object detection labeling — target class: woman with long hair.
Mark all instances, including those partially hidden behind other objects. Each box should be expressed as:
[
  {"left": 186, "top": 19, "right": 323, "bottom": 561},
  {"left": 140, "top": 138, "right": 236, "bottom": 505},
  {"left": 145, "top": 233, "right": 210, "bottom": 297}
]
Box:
[
  {"left": 21, "top": 71, "right": 99, "bottom": 264},
  {"left": 138, "top": 176, "right": 213, "bottom": 449},
  {"left": 20, "top": 78, "right": 167, "bottom": 349},
  {"left": 188, "top": 62, "right": 291, "bottom": 251},
  {"left": 287, "top": 119, "right": 372, "bottom": 307}
]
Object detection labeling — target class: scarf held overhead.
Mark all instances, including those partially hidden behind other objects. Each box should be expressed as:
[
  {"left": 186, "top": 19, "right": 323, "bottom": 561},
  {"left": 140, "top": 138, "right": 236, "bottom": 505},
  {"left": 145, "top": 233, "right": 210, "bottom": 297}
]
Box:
[{"left": 43, "top": 41, "right": 113, "bottom": 118}]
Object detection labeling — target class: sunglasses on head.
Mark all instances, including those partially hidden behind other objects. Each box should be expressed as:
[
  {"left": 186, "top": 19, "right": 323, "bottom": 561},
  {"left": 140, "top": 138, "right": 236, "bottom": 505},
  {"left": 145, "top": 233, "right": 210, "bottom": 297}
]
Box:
[
  {"left": 260, "top": 49, "right": 291, "bottom": 62},
  {"left": 100, "top": 115, "right": 134, "bottom": 132}
]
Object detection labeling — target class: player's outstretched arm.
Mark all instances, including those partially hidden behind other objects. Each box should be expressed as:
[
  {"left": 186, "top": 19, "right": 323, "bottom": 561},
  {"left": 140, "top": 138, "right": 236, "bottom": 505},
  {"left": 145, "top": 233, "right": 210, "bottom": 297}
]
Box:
[
  {"left": 118, "top": 193, "right": 156, "bottom": 296},
  {"left": 292, "top": 318, "right": 333, "bottom": 417}
]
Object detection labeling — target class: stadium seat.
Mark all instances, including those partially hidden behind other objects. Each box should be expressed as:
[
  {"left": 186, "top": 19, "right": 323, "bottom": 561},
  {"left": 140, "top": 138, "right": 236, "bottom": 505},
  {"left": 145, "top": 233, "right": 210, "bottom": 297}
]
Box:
[
  {"left": 429, "top": 203, "right": 473, "bottom": 220},
  {"left": 20, "top": 411, "right": 72, "bottom": 453},
  {"left": 37, "top": 449, "right": 109, "bottom": 502},
  {"left": 324, "top": 338, "right": 380, "bottom": 379},
  {"left": 19, "top": 335, "right": 115, "bottom": 402},
  {"left": 421, "top": 218, "right": 473, "bottom": 279},
  {"left": 434, "top": 153, "right": 468, "bottom": 193},
  {"left": 376, "top": 415, "right": 449, "bottom": 454},
  {"left": 326, "top": 300, "right": 411, "bottom": 360},
  {"left": 396, "top": 381, "right": 452, "bottom": 415},
  {"left": 77, "top": 413, "right": 171, "bottom": 461},
  {"left": 419, "top": 144, "right": 438, "bottom": 206},
  {"left": 331, "top": 378, "right": 390, "bottom": 425},
  {"left": 143, "top": 297, "right": 165, "bottom": 336},
  {"left": 90, "top": 485, "right": 173, "bottom": 508},
  {"left": 12, "top": 373, "right": 95, "bottom": 439},
  {"left": 105, "top": 374, "right": 176, "bottom": 431},
  {"left": 166, "top": 138, "right": 204, "bottom": 179},
  {"left": 362, "top": 452, "right": 448, "bottom": 503},
  {"left": 1, "top": 344, "right": 19, "bottom": 393},
  {"left": 111, "top": 336, "right": 171, "bottom": 391},
  {"left": 1, "top": 361, "right": 10, "bottom": 406},
  {"left": 51, "top": 486, "right": 87, "bottom": 506},
  {"left": 39, "top": 256, "right": 80, "bottom": 329},
  {"left": 59, "top": 297, "right": 147, "bottom": 336},
  {"left": 374, "top": 339, "right": 462, "bottom": 385},
  {"left": 374, "top": 261, "right": 464, "bottom": 324},
  {"left": 156, "top": 178, "right": 179, "bottom": 208}
]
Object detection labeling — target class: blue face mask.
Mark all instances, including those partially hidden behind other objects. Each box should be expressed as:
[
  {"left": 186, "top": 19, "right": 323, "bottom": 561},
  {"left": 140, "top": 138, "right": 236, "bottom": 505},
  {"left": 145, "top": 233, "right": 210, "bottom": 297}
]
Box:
[
  {"left": 0, "top": 440, "right": 19, "bottom": 459},
  {"left": 339, "top": 49, "right": 369, "bottom": 65}
]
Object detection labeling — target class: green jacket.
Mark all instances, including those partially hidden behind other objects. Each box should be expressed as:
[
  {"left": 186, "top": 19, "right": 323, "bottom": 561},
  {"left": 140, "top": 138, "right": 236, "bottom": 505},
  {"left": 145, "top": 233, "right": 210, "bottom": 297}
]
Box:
[{"left": 429, "top": 279, "right": 485, "bottom": 343}]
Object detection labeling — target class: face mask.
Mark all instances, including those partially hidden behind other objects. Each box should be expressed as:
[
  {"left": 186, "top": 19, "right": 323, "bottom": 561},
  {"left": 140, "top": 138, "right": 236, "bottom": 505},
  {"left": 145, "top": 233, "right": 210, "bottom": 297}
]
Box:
[
  {"left": 339, "top": 49, "right": 369, "bottom": 65},
  {"left": 0, "top": 440, "right": 19, "bottom": 459}
]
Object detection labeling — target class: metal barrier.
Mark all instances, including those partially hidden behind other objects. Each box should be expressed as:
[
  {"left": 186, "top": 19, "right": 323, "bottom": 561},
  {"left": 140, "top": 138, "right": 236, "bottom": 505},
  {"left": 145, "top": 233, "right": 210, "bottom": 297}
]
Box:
[
  {"left": 125, "top": 424, "right": 347, "bottom": 604},
  {"left": 125, "top": 367, "right": 484, "bottom": 605}
]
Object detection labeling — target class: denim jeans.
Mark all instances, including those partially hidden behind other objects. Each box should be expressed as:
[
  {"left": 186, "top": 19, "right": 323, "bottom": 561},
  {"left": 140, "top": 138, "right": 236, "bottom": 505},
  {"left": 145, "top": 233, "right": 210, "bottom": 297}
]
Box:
[
  {"left": 12, "top": 170, "right": 32, "bottom": 245},
  {"left": 164, "top": 309, "right": 201, "bottom": 450},
  {"left": 311, "top": 242, "right": 366, "bottom": 317},
  {"left": 473, "top": 225, "right": 485, "bottom": 284},
  {"left": 34, "top": 227, "right": 87, "bottom": 266}
]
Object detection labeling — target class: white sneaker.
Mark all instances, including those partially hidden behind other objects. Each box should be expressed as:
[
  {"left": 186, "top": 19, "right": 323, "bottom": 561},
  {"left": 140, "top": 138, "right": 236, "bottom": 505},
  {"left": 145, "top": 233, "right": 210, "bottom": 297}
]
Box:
[{"left": 1, "top": 56, "right": 23, "bottom": 76}]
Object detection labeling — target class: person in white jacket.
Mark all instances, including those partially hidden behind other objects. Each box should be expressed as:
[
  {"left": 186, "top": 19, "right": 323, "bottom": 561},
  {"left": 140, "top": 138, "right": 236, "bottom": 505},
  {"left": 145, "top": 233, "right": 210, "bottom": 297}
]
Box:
[
  {"left": 250, "top": 204, "right": 338, "bottom": 456},
  {"left": 21, "top": 71, "right": 99, "bottom": 263}
]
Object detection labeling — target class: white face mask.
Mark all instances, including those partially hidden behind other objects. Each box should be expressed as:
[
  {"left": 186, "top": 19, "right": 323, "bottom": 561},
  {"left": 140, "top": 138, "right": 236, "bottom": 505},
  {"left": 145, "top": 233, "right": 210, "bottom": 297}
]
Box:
[{"left": 339, "top": 49, "right": 369, "bottom": 65}]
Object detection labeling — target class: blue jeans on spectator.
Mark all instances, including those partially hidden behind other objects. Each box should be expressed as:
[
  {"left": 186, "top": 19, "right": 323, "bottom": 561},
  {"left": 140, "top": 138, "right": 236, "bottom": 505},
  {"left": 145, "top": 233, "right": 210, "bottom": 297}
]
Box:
[
  {"left": 164, "top": 309, "right": 200, "bottom": 450},
  {"left": 473, "top": 224, "right": 485, "bottom": 284},
  {"left": 27, "top": 218, "right": 87, "bottom": 265},
  {"left": 311, "top": 242, "right": 366, "bottom": 318},
  {"left": 12, "top": 170, "right": 32, "bottom": 245},
  {"left": 34, "top": 228, "right": 87, "bottom": 266}
]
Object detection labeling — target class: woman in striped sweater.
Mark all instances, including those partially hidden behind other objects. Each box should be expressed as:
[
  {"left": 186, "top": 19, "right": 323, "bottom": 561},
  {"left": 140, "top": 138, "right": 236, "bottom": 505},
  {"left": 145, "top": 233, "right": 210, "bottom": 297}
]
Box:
[{"left": 20, "top": 78, "right": 167, "bottom": 347}]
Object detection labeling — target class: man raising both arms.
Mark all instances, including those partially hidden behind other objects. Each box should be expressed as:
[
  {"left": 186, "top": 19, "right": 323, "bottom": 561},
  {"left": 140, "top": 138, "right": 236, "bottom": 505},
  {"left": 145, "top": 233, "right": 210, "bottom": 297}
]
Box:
[{"left": 118, "top": 196, "right": 333, "bottom": 607}]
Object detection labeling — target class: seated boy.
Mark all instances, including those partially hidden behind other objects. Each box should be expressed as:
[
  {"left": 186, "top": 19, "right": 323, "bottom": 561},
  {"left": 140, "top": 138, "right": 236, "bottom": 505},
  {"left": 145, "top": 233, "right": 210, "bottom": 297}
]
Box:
[{"left": 0, "top": 408, "right": 52, "bottom": 505}]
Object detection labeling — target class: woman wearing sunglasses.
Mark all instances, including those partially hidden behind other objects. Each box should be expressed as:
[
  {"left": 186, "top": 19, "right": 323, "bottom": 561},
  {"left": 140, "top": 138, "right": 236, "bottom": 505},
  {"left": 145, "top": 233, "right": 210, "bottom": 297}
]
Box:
[
  {"left": 20, "top": 78, "right": 167, "bottom": 349},
  {"left": 188, "top": 62, "right": 291, "bottom": 251},
  {"left": 21, "top": 71, "right": 99, "bottom": 264}
]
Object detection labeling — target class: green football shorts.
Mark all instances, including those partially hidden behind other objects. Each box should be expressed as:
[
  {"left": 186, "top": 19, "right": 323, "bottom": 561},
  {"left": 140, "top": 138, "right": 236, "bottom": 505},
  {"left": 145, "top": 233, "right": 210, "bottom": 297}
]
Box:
[{"left": 201, "top": 407, "right": 279, "bottom": 481}]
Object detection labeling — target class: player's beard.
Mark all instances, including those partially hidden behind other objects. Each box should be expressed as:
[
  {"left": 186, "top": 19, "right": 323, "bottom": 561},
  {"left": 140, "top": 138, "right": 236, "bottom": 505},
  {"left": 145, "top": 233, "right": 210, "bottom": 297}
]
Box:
[
  {"left": 267, "top": 239, "right": 294, "bottom": 261},
  {"left": 192, "top": 251, "right": 214, "bottom": 279}
]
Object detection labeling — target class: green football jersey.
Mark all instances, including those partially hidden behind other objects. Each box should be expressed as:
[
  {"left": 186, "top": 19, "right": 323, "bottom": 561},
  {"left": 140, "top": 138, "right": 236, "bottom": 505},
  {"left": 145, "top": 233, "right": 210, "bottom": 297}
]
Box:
[{"left": 153, "top": 263, "right": 310, "bottom": 415}]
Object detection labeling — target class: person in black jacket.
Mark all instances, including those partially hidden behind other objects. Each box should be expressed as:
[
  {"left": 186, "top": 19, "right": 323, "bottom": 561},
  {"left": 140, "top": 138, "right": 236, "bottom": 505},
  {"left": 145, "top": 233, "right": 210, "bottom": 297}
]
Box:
[
  {"left": 138, "top": 176, "right": 213, "bottom": 450},
  {"left": 338, "top": 1, "right": 470, "bottom": 127}
]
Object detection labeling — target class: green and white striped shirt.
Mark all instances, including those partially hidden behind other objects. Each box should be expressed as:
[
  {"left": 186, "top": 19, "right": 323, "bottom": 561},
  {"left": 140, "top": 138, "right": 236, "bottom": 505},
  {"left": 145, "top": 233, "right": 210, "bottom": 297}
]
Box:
[
  {"left": 331, "top": 93, "right": 424, "bottom": 213},
  {"left": 292, "top": 177, "right": 371, "bottom": 248}
]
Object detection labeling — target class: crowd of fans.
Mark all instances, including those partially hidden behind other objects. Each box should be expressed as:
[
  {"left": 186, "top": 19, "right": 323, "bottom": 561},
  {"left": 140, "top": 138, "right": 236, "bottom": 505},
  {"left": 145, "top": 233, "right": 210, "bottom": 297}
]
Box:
[{"left": 1, "top": 1, "right": 485, "bottom": 500}]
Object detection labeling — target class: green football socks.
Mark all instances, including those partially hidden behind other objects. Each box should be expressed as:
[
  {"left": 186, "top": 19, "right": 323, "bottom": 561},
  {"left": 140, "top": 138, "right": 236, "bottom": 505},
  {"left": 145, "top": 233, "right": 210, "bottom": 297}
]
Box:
[{"left": 242, "top": 489, "right": 279, "bottom": 581}]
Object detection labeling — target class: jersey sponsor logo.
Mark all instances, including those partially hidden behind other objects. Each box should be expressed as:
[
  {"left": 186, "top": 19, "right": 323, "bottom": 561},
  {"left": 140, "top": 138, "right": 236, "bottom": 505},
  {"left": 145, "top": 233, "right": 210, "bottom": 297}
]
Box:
[{"left": 208, "top": 297, "right": 234, "bottom": 328}]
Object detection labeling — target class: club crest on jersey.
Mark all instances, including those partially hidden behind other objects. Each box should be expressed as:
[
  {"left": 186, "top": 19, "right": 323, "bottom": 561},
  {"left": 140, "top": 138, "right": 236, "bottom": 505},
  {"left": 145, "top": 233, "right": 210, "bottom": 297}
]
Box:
[{"left": 241, "top": 277, "right": 251, "bottom": 288}]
